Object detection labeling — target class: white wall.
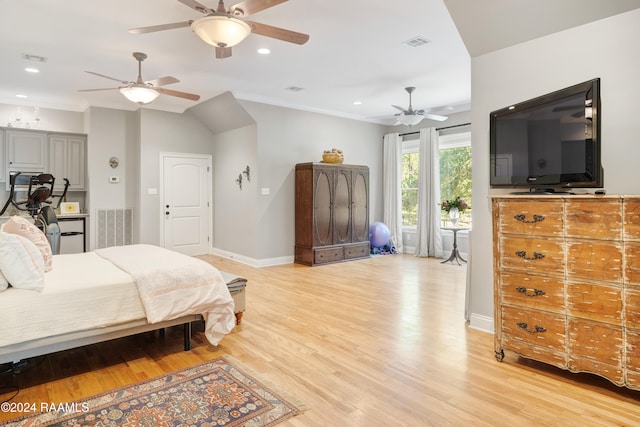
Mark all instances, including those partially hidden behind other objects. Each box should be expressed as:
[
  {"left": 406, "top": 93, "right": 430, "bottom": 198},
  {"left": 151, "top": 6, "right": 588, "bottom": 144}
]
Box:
[
  {"left": 84, "top": 107, "right": 139, "bottom": 248},
  {"left": 240, "top": 100, "right": 387, "bottom": 264},
  {"left": 138, "top": 109, "right": 216, "bottom": 246},
  {"left": 212, "top": 124, "right": 259, "bottom": 259},
  {"left": 469, "top": 9, "right": 640, "bottom": 332}
]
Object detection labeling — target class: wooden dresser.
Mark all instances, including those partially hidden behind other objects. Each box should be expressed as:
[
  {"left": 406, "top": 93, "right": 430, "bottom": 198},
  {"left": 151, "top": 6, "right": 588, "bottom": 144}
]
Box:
[
  {"left": 492, "top": 195, "right": 640, "bottom": 390},
  {"left": 295, "top": 162, "right": 369, "bottom": 266}
]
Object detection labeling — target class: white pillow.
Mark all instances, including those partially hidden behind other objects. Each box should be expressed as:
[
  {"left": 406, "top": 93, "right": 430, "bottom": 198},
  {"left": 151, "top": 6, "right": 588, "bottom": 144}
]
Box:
[
  {"left": 0, "top": 231, "right": 45, "bottom": 290},
  {"left": 2, "top": 215, "right": 53, "bottom": 272},
  {"left": 0, "top": 270, "right": 8, "bottom": 292}
]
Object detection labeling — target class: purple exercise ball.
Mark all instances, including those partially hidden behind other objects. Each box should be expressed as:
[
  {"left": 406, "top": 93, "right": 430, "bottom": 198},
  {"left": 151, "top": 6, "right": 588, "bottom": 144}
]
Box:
[{"left": 369, "top": 222, "right": 391, "bottom": 248}]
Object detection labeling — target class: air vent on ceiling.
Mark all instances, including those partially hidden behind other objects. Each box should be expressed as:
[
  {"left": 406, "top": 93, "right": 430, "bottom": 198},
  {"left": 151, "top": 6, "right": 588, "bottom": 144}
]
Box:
[
  {"left": 285, "top": 86, "right": 304, "bottom": 92},
  {"left": 403, "top": 36, "right": 431, "bottom": 48},
  {"left": 23, "top": 53, "right": 48, "bottom": 63}
]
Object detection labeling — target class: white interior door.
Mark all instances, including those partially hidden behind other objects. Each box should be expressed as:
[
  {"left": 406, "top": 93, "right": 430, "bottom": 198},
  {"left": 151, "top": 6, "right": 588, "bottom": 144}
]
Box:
[{"left": 161, "top": 154, "right": 211, "bottom": 255}]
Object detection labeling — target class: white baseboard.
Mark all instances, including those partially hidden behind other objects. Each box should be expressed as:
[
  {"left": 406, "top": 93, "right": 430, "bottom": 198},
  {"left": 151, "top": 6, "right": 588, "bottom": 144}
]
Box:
[
  {"left": 468, "top": 313, "right": 493, "bottom": 333},
  {"left": 403, "top": 245, "right": 416, "bottom": 254},
  {"left": 210, "top": 247, "right": 294, "bottom": 268}
]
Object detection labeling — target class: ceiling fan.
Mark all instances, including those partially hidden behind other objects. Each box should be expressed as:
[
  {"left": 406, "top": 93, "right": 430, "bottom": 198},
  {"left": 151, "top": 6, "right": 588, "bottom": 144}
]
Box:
[
  {"left": 129, "top": 0, "right": 310, "bottom": 59},
  {"left": 79, "top": 52, "right": 200, "bottom": 105},
  {"left": 392, "top": 87, "right": 448, "bottom": 126}
]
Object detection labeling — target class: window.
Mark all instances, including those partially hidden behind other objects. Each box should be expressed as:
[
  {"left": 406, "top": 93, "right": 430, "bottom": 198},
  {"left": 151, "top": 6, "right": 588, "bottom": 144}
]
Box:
[
  {"left": 401, "top": 140, "right": 419, "bottom": 227},
  {"left": 401, "top": 131, "right": 472, "bottom": 228},
  {"left": 439, "top": 132, "right": 472, "bottom": 227}
]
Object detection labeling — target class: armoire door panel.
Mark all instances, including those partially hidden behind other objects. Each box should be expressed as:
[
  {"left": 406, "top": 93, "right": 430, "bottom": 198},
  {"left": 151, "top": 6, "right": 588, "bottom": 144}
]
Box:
[
  {"left": 313, "top": 169, "right": 332, "bottom": 247},
  {"left": 334, "top": 170, "right": 351, "bottom": 244},
  {"left": 352, "top": 170, "right": 369, "bottom": 242}
]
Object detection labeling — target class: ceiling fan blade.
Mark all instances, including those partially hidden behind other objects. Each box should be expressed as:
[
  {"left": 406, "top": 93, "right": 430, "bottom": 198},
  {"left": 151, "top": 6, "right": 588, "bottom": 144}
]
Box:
[
  {"left": 245, "top": 20, "right": 309, "bottom": 45},
  {"left": 158, "top": 88, "right": 201, "bottom": 101},
  {"left": 216, "top": 46, "right": 232, "bottom": 58},
  {"left": 128, "top": 21, "right": 192, "bottom": 34},
  {"left": 229, "top": 0, "right": 287, "bottom": 17},
  {"left": 392, "top": 105, "right": 408, "bottom": 113},
  {"left": 177, "top": 0, "right": 214, "bottom": 14},
  {"left": 78, "top": 87, "right": 119, "bottom": 92},
  {"left": 424, "top": 113, "right": 448, "bottom": 122},
  {"left": 85, "top": 71, "right": 129, "bottom": 84},
  {"left": 146, "top": 76, "right": 180, "bottom": 87}
]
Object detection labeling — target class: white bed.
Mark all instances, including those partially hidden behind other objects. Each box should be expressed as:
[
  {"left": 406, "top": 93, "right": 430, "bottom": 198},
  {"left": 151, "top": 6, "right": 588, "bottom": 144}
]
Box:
[{"left": 0, "top": 244, "right": 236, "bottom": 364}]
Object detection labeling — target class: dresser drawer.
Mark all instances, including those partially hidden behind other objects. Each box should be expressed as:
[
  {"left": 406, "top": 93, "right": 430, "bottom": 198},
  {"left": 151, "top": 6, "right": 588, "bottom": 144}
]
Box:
[
  {"left": 623, "top": 198, "right": 640, "bottom": 242},
  {"left": 625, "top": 329, "right": 640, "bottom": 389},
  {"left": 501, "top": 306, "right": 566, "bottom": 351},
  {"left": 624, "top": 243, "right": 640, "bottom": 285},
  {"left": 565, "top": 199, "right": 622, "bottom": 240},
  {"left": 566, "top": 241, "right": 622, "bottom": 283},
  {"left": 500, "top": 272, "right": 564, "bottom": 313},
  {"left": 500, "top": 236, "right": 564, "bottom": 276},
  {"left": 568, "top": 318, "right": 623, "bottom": 384},
  {"left": 498, "top": 200, "right": 563, "bottom": 237},
  {"left": 314, "top": 246, "right": 344, "bottom": 264},
  {"left": 624, "top": 289, "right": 640, "bottom": 328},
  {"left": 567, "top": 282, "right": 622, "bottom": 324}
]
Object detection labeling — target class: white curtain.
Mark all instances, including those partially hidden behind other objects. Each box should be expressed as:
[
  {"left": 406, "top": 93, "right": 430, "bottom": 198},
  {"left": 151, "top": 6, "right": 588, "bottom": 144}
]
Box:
[
  {"left": 382, "top": 133, "right": 403, "bottom": 252},
  {"left": 414, "top": 127, "right": 443, "bottom": 258}
]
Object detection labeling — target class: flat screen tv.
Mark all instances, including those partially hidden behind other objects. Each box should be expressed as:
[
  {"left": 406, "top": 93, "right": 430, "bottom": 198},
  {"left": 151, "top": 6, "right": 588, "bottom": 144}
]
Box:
[{"left": 490, "top": 78, "right": 602, "bottom": 192}]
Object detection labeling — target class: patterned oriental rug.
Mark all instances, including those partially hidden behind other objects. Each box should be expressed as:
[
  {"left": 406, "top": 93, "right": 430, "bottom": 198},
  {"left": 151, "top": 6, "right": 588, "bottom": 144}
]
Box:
[{"left": 3, "top": 357, "right": 306, "bottom": 426}]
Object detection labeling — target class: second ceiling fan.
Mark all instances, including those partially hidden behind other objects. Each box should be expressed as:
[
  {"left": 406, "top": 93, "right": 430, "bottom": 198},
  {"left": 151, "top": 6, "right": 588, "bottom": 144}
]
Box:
[{"left": 129, "top": 0, "right": 310, "bottom": 58}]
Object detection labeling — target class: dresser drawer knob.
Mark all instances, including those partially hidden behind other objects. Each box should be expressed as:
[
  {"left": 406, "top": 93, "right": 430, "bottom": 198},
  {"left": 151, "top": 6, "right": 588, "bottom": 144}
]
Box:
[
  {"left": 515, "top": 250, "right": 544, "bottom": 261},
  {"left": 517, "top": 322, "right": 546, "bottom": 334},
  {"left": 515, "top": 286, "right": 546, "bottom": 297},
  {"left": 514, "top": 214, "right": 545, "bottom": 223}
]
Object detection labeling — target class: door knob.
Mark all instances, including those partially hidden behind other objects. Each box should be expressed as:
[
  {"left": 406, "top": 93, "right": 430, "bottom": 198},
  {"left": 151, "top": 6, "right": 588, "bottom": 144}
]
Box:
[{"left": 165, "top": 211, "right": 170, "bottom": 215}]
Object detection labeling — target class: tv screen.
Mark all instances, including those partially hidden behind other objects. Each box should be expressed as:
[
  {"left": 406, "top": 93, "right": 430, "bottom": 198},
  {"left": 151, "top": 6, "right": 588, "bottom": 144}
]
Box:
[{"left": 490, "top": 78, "right": 602, "bottom": 191}]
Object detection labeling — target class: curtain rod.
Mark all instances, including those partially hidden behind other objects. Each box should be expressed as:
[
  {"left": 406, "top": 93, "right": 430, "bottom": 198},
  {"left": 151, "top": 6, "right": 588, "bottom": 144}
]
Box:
[{"left": 399, "top": 122, "right": 471, "bottom": 137}]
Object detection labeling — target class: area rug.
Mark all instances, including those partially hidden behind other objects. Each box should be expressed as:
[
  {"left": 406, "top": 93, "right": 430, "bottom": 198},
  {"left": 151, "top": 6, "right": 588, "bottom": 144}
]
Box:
[{"left": 3, "top": 356, "right": 306, "bottom": 426}]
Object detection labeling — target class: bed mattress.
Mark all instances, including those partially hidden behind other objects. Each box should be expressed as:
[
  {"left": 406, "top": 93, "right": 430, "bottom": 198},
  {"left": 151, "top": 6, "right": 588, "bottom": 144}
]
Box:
[{"left": 0, "top": 252, "right": 145, "bottom": 347}]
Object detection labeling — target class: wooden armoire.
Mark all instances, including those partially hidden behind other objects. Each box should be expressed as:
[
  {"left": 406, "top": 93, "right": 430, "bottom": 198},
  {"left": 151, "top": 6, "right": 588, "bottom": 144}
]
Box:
[{"left": 294, "top": 162, "right": 370, "bottom": 266}]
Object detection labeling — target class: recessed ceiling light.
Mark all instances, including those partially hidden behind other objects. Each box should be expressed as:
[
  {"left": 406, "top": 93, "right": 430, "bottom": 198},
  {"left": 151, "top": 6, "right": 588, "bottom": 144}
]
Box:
[
  {"left": 16, "top": 94, "right": 28, "bottom": 98},
  {"left": 25, "top": 67, "right": 40, "bottom": 73},
  {"left": 257, "top": 48, "right": 270, "bottom": 55},
  {"left": 353, "top": 101, "right": 362, "bottom": 105}
]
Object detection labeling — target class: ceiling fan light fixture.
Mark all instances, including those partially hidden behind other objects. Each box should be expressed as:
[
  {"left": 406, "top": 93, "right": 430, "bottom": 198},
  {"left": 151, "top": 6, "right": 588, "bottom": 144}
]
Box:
[
  {"left": 192, "top": 16, "right": 251, "bottom": 48},
  {"left": 397, "top": 113, "right": 423, "bottom": 126},
  {"left": 120, "top": 85, "right": 160, "bottom": 104}
]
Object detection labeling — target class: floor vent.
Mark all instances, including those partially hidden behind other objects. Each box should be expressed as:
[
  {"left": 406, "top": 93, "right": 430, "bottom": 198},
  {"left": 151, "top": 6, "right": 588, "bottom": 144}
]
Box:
[{"left": 96, "top": 209, "right": 133, "bottom": 248}]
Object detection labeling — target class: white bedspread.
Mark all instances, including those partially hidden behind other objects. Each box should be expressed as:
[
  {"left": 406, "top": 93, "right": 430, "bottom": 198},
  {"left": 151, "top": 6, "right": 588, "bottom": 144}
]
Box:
[
  {"left": 0, "top": 252, "right": 143, "bottom": 347},
  {"left": 95, "top": 244, "right": 235, "bottom": 345}
]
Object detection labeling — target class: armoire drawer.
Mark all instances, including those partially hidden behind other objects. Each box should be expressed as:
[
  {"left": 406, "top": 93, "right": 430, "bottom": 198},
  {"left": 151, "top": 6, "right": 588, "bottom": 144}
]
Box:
[
  {"left": 344, "top": 242, "right": 370, "bottom": 259},
  {"left": 500, "top": 272, "right": 564, "bottom": 313},
  {"left": 314, "top": 246, "right": 344, "bottom": 264},
  {"left": 500, "top": 236, "right": 564, "bottom": 276},
  {"left": 498, "top": 200, "right": 563, "bottom": 237}
]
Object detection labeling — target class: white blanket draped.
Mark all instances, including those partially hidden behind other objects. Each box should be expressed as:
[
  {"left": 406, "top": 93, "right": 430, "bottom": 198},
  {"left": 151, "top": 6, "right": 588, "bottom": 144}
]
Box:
[{"left": 95, "top": 244, "right": 235, "bottom": 345}]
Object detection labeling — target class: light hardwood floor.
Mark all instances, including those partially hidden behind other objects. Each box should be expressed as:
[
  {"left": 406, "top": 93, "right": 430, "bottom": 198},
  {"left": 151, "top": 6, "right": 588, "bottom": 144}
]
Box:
[{"left": 2, "top": 254, "right": 640, "bottom": 426}]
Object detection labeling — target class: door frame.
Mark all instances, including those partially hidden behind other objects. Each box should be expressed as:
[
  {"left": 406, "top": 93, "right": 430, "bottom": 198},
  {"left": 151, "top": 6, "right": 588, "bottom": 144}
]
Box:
[{"left": 158, "top": 152, "right": 213, "bottom": 253}]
